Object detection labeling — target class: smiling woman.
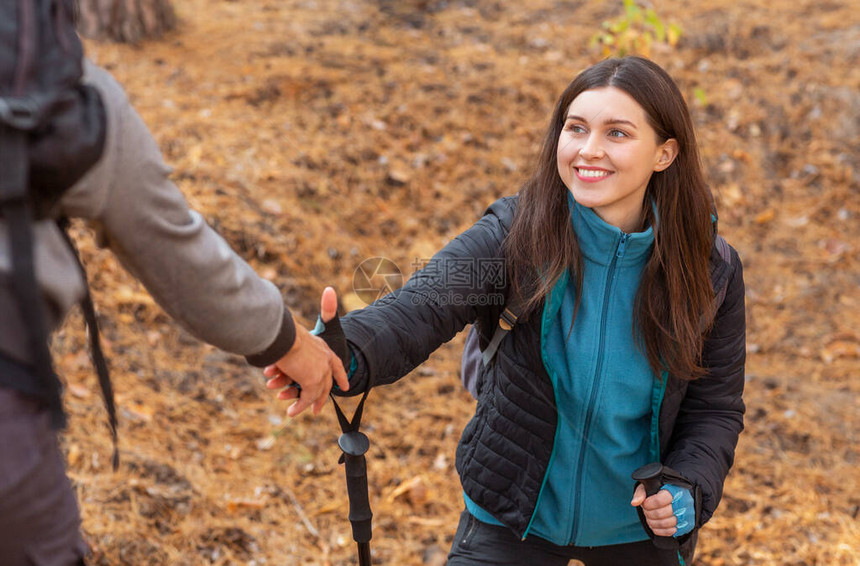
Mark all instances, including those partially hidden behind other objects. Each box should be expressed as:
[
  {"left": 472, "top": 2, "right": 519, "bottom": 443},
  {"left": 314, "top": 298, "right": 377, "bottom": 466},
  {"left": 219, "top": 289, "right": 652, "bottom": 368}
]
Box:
[{"left": 270, "top": 56, "right": 746, "bottom": 566}]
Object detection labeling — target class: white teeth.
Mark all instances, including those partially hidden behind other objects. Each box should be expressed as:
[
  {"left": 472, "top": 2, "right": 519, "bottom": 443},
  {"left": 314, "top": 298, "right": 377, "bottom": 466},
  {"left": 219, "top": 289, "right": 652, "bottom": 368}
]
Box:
[{"left": 578, "top": 169, "right": 610, "bottom": 178}]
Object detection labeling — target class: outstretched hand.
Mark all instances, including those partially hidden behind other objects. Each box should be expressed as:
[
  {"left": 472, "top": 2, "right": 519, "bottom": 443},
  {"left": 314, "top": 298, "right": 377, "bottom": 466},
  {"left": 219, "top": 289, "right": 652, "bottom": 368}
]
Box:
[{"left": 264, "top": 287, "right": 348, "bottom": 417}]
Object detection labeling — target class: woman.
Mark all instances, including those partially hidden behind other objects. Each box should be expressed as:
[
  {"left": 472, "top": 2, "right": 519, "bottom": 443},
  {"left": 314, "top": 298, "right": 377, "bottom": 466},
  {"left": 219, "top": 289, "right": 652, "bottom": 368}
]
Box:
[{"left": 267, "top": 56, "right": 745, "bottom": 566}]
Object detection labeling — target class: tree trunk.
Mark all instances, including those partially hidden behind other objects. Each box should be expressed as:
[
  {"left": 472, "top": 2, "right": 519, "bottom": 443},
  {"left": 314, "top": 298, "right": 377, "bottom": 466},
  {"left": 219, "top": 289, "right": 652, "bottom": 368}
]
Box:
[{"left": 76, "top": 0, "right": 176, "bottom": 44}]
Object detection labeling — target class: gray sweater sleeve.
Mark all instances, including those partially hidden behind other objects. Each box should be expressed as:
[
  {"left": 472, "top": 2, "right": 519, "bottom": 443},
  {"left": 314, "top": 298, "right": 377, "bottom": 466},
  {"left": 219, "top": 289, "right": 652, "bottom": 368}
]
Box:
[{"left": 60, "top": 61, "right": 295, "bottom": 364}]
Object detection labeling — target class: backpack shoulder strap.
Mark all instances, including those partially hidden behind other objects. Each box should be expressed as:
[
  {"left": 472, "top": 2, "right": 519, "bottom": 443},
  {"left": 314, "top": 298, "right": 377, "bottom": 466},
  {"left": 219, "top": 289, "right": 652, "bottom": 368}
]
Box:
[
  {"left": 0, "top": 127, "right": 66, "bottom": 428},
  {"left": 481, "top": 290, "right": 524, "bottom": 366}
]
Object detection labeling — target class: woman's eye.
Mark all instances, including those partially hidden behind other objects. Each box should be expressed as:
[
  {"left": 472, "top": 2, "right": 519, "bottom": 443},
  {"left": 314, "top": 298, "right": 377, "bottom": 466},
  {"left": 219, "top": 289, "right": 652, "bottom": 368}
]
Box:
[
  {"left": 567, "top": 124, "right": 586, "bottom": 134},
  {"left": 608, "top": 129, "right": 628, "bottom": 138}
]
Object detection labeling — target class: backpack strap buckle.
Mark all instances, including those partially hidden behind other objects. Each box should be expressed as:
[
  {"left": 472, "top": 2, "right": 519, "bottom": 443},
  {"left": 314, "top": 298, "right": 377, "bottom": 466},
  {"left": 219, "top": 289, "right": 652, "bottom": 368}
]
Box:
[
  {"left": 498, "top": 307, "right": 519, "bottom": 331},
  {"left": 482, "top": 306, "right": 522, "bottom": 366},
  {"left": 0, "top": 97, "right": 39, "bottom": 130}
]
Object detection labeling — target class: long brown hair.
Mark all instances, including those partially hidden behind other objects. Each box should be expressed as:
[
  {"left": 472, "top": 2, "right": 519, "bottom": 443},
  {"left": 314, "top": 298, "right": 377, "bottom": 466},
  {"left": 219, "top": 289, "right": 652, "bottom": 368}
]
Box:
[{"left": 504, "top": 56, "right": 716, "bottom": 380}]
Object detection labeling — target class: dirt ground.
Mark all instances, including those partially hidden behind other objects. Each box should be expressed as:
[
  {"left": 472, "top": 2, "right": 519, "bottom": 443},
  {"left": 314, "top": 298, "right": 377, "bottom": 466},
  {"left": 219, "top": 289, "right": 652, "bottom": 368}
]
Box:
[{"left": 53, "top": 0, "right": 858, "bottom": 564}]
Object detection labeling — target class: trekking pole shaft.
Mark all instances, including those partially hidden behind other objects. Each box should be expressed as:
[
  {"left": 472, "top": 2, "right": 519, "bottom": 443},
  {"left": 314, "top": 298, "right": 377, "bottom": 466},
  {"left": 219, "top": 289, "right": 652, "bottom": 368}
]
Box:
[{"left": 357, "top": 542, "right": 372, "bottom": 566}]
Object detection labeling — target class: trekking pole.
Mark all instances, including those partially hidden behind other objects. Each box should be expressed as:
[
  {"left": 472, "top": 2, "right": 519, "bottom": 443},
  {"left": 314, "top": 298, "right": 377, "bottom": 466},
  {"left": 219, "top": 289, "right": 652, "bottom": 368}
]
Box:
[
  {"left": 332, "top": 390, "right": 373, "bottom": 566},
  {"left": 312, "top": 292, "right": 374, "bottom": 565}
]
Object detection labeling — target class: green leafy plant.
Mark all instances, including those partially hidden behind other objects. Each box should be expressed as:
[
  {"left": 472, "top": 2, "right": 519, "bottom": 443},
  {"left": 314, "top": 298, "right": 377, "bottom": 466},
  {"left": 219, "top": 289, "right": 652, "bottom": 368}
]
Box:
[{"left": 590, "top": 0, "right": 682, "bottom": 58}]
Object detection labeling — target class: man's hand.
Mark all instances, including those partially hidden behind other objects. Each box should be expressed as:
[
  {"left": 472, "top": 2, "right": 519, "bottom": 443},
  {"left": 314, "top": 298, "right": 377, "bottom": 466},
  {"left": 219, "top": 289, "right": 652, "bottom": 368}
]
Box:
[
  {"left": 631, "top": 483, "right": 678, "bottom": 537},
  {"left": 264, "top": 287, "right": 348, "bottom": 417}
]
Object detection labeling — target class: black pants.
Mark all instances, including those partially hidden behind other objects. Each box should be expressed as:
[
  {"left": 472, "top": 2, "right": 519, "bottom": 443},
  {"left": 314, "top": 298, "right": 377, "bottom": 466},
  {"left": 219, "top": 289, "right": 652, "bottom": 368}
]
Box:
[{"left": 447, "top": 510, "right": 679, "bottom": 566}]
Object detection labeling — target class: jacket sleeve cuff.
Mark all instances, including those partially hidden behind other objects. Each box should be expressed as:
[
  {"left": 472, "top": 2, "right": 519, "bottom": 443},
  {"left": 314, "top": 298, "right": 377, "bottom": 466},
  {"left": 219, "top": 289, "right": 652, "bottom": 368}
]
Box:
[
  {"left": 332, "top": 342, "right": 370, "bottom": 397},
  {"left": 244, "top": 309, "right": 296, "bottom": 367}
]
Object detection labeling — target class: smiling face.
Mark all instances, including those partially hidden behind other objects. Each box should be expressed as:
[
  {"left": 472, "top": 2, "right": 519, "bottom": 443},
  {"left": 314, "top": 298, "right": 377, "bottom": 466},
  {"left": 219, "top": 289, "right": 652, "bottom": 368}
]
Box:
[{"left": 556, "top": 86, "right": 678, "bottom": 233}]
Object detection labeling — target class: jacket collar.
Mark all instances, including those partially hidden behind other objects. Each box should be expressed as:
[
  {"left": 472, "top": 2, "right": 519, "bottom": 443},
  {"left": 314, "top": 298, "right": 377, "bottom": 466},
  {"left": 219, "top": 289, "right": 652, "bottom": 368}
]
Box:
[{"left": 568, "top": 194, "right": 654, "bottom": 266}]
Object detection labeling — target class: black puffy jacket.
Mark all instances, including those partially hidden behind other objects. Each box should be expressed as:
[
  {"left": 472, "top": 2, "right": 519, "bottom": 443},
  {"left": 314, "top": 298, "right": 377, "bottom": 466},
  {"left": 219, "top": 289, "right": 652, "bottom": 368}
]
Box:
[{"left": 341, "top": 196, "right": 745, "bottom": 560}]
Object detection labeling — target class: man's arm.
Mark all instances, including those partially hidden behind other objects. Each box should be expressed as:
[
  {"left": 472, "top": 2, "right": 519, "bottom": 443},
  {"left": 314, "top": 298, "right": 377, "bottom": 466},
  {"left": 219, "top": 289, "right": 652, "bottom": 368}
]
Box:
[
  {"left": 61, "top": 62, "right": 290, "bottom": 358},
  {"left": 59, "top": 61, "right": 346, "bottom": 407}
]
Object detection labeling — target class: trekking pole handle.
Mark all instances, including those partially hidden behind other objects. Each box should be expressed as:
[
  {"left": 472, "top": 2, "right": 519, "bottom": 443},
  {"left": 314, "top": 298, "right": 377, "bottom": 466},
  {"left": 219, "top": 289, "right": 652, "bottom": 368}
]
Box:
[
  {"left": 632, "top": 462, "right": 678, "bottom": 551},
  {"left": 339, "top": 431, "right": 373, "bottom": 544},
  {"left": 344, "top": 454, "right": 373, "bottom": 542},
  {"left": 632, "top": 462, "right": 664, "bottom": 497}
]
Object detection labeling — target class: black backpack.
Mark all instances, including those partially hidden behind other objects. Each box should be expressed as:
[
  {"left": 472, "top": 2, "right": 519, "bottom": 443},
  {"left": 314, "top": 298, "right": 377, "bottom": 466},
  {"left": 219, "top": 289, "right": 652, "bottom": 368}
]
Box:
[
  {"left": 460, "top": 234, "right": 733, "bottom": 398},
  {"left": 0, "top": 1, "right": 115, "bottom": 463}
]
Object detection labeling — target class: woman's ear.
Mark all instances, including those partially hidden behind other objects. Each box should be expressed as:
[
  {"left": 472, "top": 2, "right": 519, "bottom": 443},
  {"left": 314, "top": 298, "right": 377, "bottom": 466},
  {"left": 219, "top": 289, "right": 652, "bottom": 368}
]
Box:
[{"left": 654, "top": 138, "right": 679, "bottom": 172}]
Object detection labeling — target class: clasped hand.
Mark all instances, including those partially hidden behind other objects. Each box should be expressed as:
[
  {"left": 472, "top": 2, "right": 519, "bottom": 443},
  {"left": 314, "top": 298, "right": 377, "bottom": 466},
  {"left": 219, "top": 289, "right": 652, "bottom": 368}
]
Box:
[
  {"left": 630, "top": 483, "right": 689, "bottom": 537},
  {"left": 264, "top": 287, "right": 348, "bottom": 417}
]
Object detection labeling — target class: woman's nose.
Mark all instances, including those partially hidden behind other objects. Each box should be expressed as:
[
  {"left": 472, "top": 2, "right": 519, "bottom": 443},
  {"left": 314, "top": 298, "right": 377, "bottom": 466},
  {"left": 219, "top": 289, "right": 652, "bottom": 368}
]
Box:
[{"left": 579, "top": 134, "right": 605, "bottom": 160}]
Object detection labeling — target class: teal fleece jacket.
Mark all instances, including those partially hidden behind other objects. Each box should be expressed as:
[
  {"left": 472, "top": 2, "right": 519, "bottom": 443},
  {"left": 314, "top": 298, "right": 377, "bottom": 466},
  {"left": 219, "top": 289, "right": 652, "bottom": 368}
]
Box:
[{"left": 467, "top": 198, "right": 660, "bottom": 546}]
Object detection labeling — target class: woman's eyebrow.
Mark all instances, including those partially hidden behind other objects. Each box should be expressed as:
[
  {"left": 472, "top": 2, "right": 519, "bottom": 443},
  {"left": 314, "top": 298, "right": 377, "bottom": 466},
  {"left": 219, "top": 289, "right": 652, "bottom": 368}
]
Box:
[{"left": 565, "top": 114, "right": 638, "bottom": 130}]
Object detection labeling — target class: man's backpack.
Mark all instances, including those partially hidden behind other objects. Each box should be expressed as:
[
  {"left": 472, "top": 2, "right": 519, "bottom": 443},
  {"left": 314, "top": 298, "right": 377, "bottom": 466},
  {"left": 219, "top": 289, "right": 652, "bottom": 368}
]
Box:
[
  {"left": 0, "top": 1, "right": 114, "bottom": 461},
  {"left": 460, "top": 235, "right": 734, "bottom": 398}
]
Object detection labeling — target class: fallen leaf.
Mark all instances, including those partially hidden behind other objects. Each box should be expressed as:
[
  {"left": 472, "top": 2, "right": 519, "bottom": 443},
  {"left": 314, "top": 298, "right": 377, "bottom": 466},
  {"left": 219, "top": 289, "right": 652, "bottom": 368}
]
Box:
[
  {"left": 261, "top": 199, "right": 283, "bottom": 215},
  {"left": 226, "top": 499, "right": 267, "bottom": 512},
  {"left": 67, "top": 444, "right": 82, "bottom": 467},
  {"left": 386, "top": 475, "right": 429, "bottom": 506},
  {"left": 754, "top": 209, "right": 776, "bottom": 224},
  {"left": 114, "top": 285, "right": 155, "bottom": 307},
  {"left": 256, "top": 436, "right": 275, "bottom": 451},
  {"left": 68, "top": 383, "right": 92, "bottom": 399},
  {"left": 387, "top": 167, "right": 412, "bottom": 185},
  {"left": 316, "top": 500, "right": 345, "bottom": 515},
  {"left": 732, "top": 149, "right": 752, "bottom": 163},
  {"left": 122, "top": 401, "right": 154, "bottom": 423},
  {"left": 820, "top": 341, "right": 860, "bottom": 363}
]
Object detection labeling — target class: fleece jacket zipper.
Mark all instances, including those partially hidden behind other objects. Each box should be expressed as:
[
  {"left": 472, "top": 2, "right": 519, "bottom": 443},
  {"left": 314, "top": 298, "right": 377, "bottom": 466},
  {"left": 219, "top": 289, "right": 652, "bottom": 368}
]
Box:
[{"left": 569, "top": 232, "right": 628, "bottom": 543}]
